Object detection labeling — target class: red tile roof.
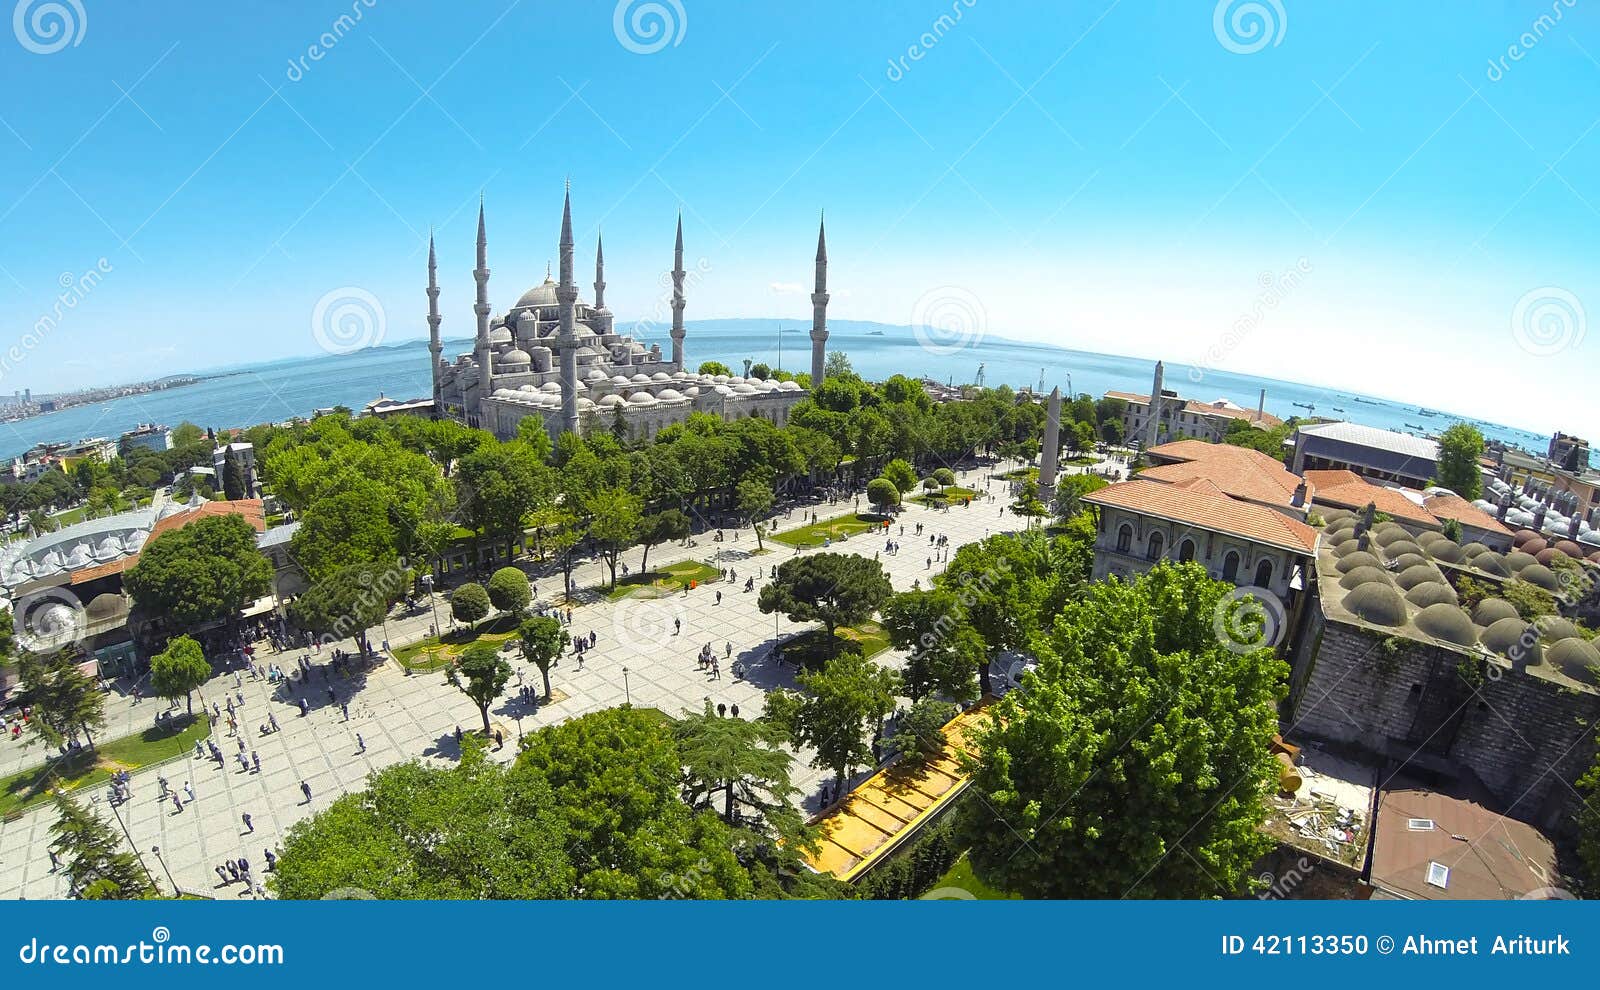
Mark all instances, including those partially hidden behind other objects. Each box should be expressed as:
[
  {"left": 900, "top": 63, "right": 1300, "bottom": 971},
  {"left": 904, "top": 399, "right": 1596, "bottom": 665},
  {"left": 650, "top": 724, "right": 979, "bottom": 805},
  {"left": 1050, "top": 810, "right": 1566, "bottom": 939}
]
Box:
[
  {"left": 1304, "top": 470, "right": 1439, "bottom": 527},
  {"left": 68, "top": 500, "right": 265, "bottom": 586},
  {"left": 1422, "top": 493, "right": 1513, "bottom": 537},
  {"left": 1085, "top": 478, "right": 1320, "bottom": 555},
  {"left": 1142, "top": 440, "right": 1308, "bottom": 509}
]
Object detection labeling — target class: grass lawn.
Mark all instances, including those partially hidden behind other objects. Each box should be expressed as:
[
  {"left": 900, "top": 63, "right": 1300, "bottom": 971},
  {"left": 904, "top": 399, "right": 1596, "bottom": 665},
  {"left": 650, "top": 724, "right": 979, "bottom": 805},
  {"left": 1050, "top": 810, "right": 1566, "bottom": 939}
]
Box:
[
  {"left": 392, "top": 613, "right": 522, "bottom": 672},
  {"left": 774, "top": 623, "right": 892, "bottom": 670},
  {"left": 0, "top": 714, "right": 212, "bottom": 818},
  {"left": 1063, "top": 455, "right": 1098, "bottom": 466},
  {"left": 769, "top": 512, "right": 886, "bottom": 548},
  {"left": 933, "top": 855, "right": 1019, "bottom": 900},
  {"left": 605, "top": 559, "right": 721, "bottom": 600},
  {"left": 999, "top": 467, "right": 1038, "bottom": 481},
  {"left": 910, "top": 485, "right": 979, "bottom": 505}
]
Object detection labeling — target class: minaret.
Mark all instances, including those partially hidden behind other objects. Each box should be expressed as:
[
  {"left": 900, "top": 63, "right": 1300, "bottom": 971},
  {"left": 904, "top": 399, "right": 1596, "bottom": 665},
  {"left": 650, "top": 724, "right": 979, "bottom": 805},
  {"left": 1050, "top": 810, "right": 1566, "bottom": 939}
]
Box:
[
  {"left": 426, "top": 231, "right": 443, "bottom": 415},
  {"left": 810, "top": 213, "right": 830, "bottom": 386},
  {"left": 473, "top": 200, "right": 493, "bottom": 428},
  {"left": 592, "top": 231, "right": 614, "bottom": 337},
  {"left": 1145, "top": 360, "right": 1165, "bottom": 449},
  {"left": 557, "top": 184, "right": 581, "bottom": 437},
  {"left": 670, "top": 213, "right": 686, "bottom": 370}
]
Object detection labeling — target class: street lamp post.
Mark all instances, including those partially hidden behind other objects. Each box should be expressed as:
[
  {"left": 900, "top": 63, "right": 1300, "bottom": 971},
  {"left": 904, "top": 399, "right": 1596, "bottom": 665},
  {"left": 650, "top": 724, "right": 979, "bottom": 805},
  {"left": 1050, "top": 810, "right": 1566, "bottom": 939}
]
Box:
[
  {"left": 151, "top": 845, "right": 179, "bottom": 896},
  {"left": 420, "top": 573, "right": 441, "bottom": 637},
  {"left": 103, "top": 796, "right": 159, "bottom": 896},
  {"left": 622, "top": 667, "right": 630, "bottom": 705}
]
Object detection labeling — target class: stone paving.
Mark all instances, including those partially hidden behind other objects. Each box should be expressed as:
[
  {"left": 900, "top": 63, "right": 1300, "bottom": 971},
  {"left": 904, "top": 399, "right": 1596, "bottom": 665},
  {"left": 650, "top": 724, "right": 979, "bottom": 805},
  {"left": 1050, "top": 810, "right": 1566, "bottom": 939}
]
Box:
[{"left": 0, "top": 462, "right": 1066, "bottom": 899}]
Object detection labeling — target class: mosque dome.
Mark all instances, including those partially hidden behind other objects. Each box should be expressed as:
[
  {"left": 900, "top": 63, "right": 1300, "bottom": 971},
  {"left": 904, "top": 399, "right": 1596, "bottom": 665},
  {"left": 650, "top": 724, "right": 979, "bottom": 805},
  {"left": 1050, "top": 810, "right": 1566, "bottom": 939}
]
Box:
[
  {"left": 1338, "top": 565, "right": 1392, "bottom": 590},
  {"left": 656, "top": 389, "right": 685, "bottom": 402},
  {"left": 650, "top": 372, "right": 672, "bottom": 382},
  {"left": 1518, "top": 564, "right": 1561, "bottom": 592},
  {"left": 1472, "top": 598, "right": 1520, "bottom": 626},
  {"left": 1414, "top": 603, "right": 1478, "bottom": 647},
  {"left": 1546, "top": 638, "right": 1600, "bottom": 682},
  {"left": 630, "top": 373, "right": 651, "bottom": 383},
  {"left": 539, "top": 382, "right": 562, "bottom": 393},
  {"left": 1344, "top": 584, "right": 1408, "bottom": 626},
  {"left": 628, "top": 392, "right": 659, "bottom": 406},
  {"left": 1335, "top": 551, "right": 1382, "bottom": 573},
  {"left": 778, "top": 380, "right": 802, "bottom": 391},
  {"left": 502, "top": 348, "right": 532, "bottom": 367},
  {"left": 514, "top": 276, "right": 563, "bottom": 310}
]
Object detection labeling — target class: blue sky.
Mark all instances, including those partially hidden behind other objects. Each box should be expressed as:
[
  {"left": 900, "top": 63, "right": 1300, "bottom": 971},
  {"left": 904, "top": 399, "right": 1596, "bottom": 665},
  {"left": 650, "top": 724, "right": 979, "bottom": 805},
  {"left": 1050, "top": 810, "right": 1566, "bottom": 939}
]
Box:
[{"left": 0, "top": 0, "right": 1595, "bottom": 433}]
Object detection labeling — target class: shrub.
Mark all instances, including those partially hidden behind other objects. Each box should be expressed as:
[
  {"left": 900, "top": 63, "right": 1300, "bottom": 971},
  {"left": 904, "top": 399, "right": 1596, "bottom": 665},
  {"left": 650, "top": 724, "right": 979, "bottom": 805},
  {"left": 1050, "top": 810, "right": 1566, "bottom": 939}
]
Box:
[
  {"left": 487, "top": 566, "right": 531, "bottom": 616},
  {"left": 450, "top": 582, "right": 492, "bottom": 628}
]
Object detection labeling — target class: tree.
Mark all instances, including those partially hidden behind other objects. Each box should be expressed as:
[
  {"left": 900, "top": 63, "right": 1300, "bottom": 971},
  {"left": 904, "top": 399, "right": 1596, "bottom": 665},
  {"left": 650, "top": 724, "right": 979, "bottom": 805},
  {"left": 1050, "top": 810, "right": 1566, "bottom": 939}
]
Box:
[
  {"left": 758, "top": 553, "right": 893, "bottom": 642},
  {"left": 585, "top": 488, "right": 643, "bottom": 589},
  {"left": 882, "top": 458, "right": 918, "bottom": 495},
  {"left": 825, "top": 350, "right": 853, "bottom": 378},
  {"left": 736, "top": 476, "right": 775, "bottom": 550},
  {"left": 49, "top": 793, "right": 155, "bottom": 900},
  {"left": 958, "top": 562, "right": 1286, "bottom": 898},
  {"left": 456, "top": 440, "right": 548, "bottom": 566},
  {"left": 697, "top": 360, "right": 732, "bottom": 376},
  {"left": 221, "top": 446, "right": 248, "bottom": 500},
  {"left": 1436, "top": 422, "right": 1485, "bottom": 500},
  {"left": 1101, "top": 419, "right": 1125, "bottom": 445},
  {"left": 16, "top": 651, "right": 107, "bottom": 749},
  {"left": 766, "top": 650, "right": 899, "bottom": 786},
  {"left": 448, "top": 642, "right": 512, "bottom": 736},
  {"left": 518, "top": 615, "right": 569, "bottom": 700},
  {"left": 880, "top": 589, "right": 981, "bottom": 703},
  {"left": 636, "top": 509, "right": 690, "bottom": 574},
  {"left": 487, "top": 567, "right": 532, "bottom": 617},
  {"left": 149, "top": 635, "right": 211, "bottom": 714},
  {"left": 932, "top": 467, "right": 956, "bottom": 488},
  {"left": 1055, "top": 472, "right": 1108, "bottom": 522},
  {"left": 749, "top": 362, "right": 771, "bottom": 380},
  {"left": 1580, "top": 732, "right": 1600, "bottom": 895},
  {"left": 288, "top": 561, "right": 401, "bottom": 655},
  {"left": 866, "top": 477, "right": 899, "bottom": 515},
  {"left": 1071, "top": 420, "right": 1097, "bottom": 453},
  {"left": 1009, "top": 478, "right": 1048, "bottom": 526},
  {"left": 674, "top": 700, "right": 803, "bottom": 842},
  {"left": 450, "top": 583, "right": 492, "bottom": 629},
  {"left": 289, "top": 483, "right": 398, "bottom": 583},
  {"left": 124, "top": 514, "right": 273, "bottom": 635},
  {"left": 885, "top": 698, "right": 955, "bottom": 766}
]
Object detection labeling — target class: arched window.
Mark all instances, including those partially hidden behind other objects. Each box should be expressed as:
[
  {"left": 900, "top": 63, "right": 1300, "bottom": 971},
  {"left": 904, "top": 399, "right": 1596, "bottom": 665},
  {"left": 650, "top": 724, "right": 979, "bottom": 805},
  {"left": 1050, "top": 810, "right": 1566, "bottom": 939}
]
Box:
[
  {"left": 1146, "top": 531, "right": 1164, "bottom": 561},
  {"left": 1254, "top": 559, "right": 1273, "bottom": 588},
  {"left": 1178, "top": 538, "right": 1196, "bottom": 562},
  {"left": 1222, "top": 551, "right": 1240, "bottom": 582},
  {"left": 1116, "top": 524, "right": 1133, "bottom": 553}
]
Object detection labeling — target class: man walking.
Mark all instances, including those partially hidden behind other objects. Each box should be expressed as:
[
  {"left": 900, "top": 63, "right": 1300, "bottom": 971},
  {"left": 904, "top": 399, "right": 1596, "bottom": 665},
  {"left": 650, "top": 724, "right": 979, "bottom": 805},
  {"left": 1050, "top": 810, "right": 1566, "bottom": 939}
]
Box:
[
  {"left": 300, "top": 780, "right": 312, "bottom": 803},
  {"left": 242, "top": 812, "right": 254, "bottom": 833}
]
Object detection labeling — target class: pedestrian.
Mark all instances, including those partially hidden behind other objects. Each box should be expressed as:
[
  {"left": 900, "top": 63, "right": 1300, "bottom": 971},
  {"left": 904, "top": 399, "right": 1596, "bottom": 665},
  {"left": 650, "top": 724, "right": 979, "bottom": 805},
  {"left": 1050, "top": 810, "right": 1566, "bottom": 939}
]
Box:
[
  {"left": 252, "top": 751, "right": 261, "bottom": 773},
  {"left": 715, "top": 590, "right": 722, "bottom": 605},
  {"left": 215, "top": 865, "right": 229, "bottom": 885},
  {"left": 341, "top": 701, "right": 349, "bottom": 721},
  {"left": 356, "top": 732, "right": 365, "bottom": 752},
  {"left": 674, "top": 617, "right": 681, "bottom": 635},
  {"left": 494, "top": 729, "right": 504, "bottom": 748},
  {"left": 48, "top": 848, "right": 60, "bottom": 871},
  {"left": 171, "top": 792, "right": 183, "bottom": 814},
  {"left": 298, "top": 698, "right": 309, "bottom": 717},
  {"left": 268, "top": 711, "right": 279, "bottom": 732},
  {"left": 242, "top": 813, "right": 253, "bottom": 833},
  {"left": 724, "top": 641, "right": 732, "bottom": 659},
  {"left": 264, "top": 849, "right": 277, "bottom": 872},
  {"left": 300, "top": 780, "right": 312, "bottom": 803},
  {"left": 454, "top": 725, "right": 463, "bottom": 744},
  {"left": 184, "top": 781, "right": 194, "bottom": 803},
  {"left": 194, "top": 739, "right": 205, "bottom": 760}
]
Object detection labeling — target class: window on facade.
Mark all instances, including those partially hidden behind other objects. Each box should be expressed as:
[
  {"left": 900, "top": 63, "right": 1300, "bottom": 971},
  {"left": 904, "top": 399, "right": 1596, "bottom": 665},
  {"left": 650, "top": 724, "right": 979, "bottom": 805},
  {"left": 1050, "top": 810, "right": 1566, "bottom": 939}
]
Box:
[
  {"left": 1116, "top": 524, "right": 1132, "bottom": 553},
  {"left": 1178, "top": 539, "right": 1195, "bottom": 562},
  {"left": 1222, "top": 551, "right": 1240, "bottom": 582},
  {"left": 1146, "top": 531, "right": 1164, "bottom": 561},
  {"left": 1254, "top": 559, "right": 1273, "bottom": 588}
]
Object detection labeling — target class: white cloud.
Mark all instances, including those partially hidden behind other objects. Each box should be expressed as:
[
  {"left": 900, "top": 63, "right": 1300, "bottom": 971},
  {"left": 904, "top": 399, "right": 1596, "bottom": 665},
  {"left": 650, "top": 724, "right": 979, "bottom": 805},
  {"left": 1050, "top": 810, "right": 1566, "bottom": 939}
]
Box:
[{"left": 768, "top": 281, "right": 803, "bottom": 294}]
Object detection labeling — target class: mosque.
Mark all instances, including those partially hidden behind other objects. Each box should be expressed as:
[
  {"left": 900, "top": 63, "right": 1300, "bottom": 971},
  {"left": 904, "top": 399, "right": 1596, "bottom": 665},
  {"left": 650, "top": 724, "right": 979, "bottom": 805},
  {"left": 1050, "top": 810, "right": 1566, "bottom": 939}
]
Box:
[{"left": 428, "top": 187, "right": 828, "bottom": 441}]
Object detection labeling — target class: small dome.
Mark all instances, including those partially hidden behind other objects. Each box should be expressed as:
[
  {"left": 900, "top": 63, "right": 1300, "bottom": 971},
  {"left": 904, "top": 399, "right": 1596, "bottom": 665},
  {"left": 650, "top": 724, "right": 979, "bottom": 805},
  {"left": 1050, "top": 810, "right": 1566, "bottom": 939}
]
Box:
[
  {"left": 1473, "top": 553, "right": 1511, "bottom": 577},
  {"left": 1397, "top": 564, "right": 1443, "bottom": 590},
  {"left": 656, "top": 388, "right": 685, "bottom": 401},
  {"left": 1521, "top": 537, "right": 1550, "bottom": 556},
  {"left": 539, "top": 382, "right": 562, "bottom": 393},
  {"left": 1472, "top": 598, "right": 1521, "bottom": 626},
  {"left": 1414, "top": 603, "right": 1478, "bottom": 647},
  {"left": 1385, "top": 540, "right": 1424, "bottom": 559},
  {"left": 1373, "top": 525, "right": 1412, "bottom": 547},
  {"left": 1534, "top": 547, "right": 1561, "bottom": 566},
  {"left": 1344, "top": 583, "right": 1409, "bottom": 626},
  {"left": 733, "top": 383, "right": 759, "bottom": 394},
  {"left": 630, "top": 373, "right": 651, "bottom": 383},
  {"left": 1321, "top": 508, "right": 1355, "bottom": 524},
  {"left": 576, "top": 397, "right": 595, "bottom": 410},
  {"left": 778, "top": 380, "right": 802, "bottom": 391},
  {"left": 682, "top": 386, "right": 700, "bottom": 398},
  {"left": 502, "top": 348, "right": 532, "bottom": 366},
  {"left": 1533, "top": 616, "right": 1581, "bottom": 643},
  {"left": 1518, "top": 564, "right": 1561, "bottom": 592},
  {"left": 628, "top": 392, "right": 658, "bottom": 406},
  {"left": 1339, "top": 565, "right": 1394, "bottom": 590},
  {"left": 1480, "top": 617, "right": 1537, "bottom": 661},
  {"left": 1460, "top": 542, "right": 1491, "bottom": 558},
  {"left": 1415, "top": 531, "right": 1449, "bottom": 548},
  {"left": 650, "top": 372, "right": 672, "bottom": 382},
  {"left": 1405, "top": 582, "right": 1459, "bottom": 608},
  {"left": 585, "top": 369, "right": 607, "bottom": 382},
  {"left": 596, "top": 394, "right": 625, "bottom": 407},
  {"left": 1555, "top": 540, "right": 1585, "bottom": 559},
  {"left": 1426, "top": 541, "right": 1465, "bottom": 564},
  {"left": 1334, "top": 550, "right": 1380, "bottom": 574},
  {"left": 1504, "top": 551, "right": 1537, "bottom": 571},
  {"left": 611, "top": 375, "right": 631, "bottom": 386},
  {"left": 1545, "top": 638, "right": 1600, "bottom": 682},
  {"left": 1513, "top": 528, "right": 1541, "bottom": 547},
  {"left": 1390, "top": 553, "right": 1429, "bottom": 572},
  {"left": 1333, "top": 538, "right": 1363, "bottom": 557},
  {"left": 489, "top": 327, "right": 512, "bottom": 345}
]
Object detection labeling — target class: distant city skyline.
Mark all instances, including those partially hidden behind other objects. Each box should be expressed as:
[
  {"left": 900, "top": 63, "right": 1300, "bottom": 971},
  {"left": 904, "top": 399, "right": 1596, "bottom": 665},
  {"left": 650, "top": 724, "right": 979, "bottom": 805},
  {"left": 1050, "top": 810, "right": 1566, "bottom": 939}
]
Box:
[{"left": 0, "top": 2, "right": 1594, "bottom": 433}]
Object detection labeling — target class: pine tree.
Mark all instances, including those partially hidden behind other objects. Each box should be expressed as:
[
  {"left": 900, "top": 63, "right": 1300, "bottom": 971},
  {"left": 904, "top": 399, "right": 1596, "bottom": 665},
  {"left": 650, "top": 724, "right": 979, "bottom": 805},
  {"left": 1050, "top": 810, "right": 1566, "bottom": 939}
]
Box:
[{"left": 49, "top": 792, "right": 155, "bottom": 900}]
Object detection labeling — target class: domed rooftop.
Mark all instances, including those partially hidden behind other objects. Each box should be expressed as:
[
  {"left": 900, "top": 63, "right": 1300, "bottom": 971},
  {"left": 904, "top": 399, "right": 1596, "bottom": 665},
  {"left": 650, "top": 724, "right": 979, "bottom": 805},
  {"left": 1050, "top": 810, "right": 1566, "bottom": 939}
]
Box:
[
  {"left": 489, "top": 327, "right": 512, "bottom": 345},
  {"left": 1414, "top": 603, "right": 1478, "bottom": 647},
  {"left": 630, "top": 373, "right": 651, "bottom": 383},
  {"left": 1385, "top": 539, "right": 1424, "bottom": 559},
  {"left": 1390, "top": 552, "right": 1429, "bottom": 572},
  {"left": 1337, "top": 550, "right": 1388, "bottom": 572},
  {"left": 513, "top": 275, "right": 569, "bottom": 310},
  {"left": 596, "top": 394, "right": 625, "bottom": 407},
  {"left": 1425, "top": 541, "right": 1465, "bottom": 564},
  {"left": 628, "top": 392, "right": 659, "bottom": 406},
  {"left": 539, "top": 381, "right": 562, "bottom": 393},
  {"left": 1480, "top": 616, "right": 1535, "bottom": 658},
  {"left": 1405, "top": 582, "right": 1459, "bottom": 608},
  {"left": 656, "top": 388, "right": 685, "bottom": 402},
  {"left": 1326, "top": 523, "right": 1357, "bottom": 542},
  {"left": 1333, "top": 539, "right": 1362, "bottom": 557},
  {"left": 1339, "top": 565, "right": 1393, "bottom": 590},
  {"left": 1397, "top": 563, "right": 1444, "bottom": 590},
  {"left": 1472, "top": 598, "right": 1521, "bottom": 626},
  {"left": 1534, "top": 547, "right": 1561, "bottom": 566},
  {"left": 1504, "top": 551, "right": 1537, "bottom": 571},
  {"left": 1459, "top": 541, "right": 1491, "bottom": 558},
  {"left": 1373, "top": 525, "right": 1412, "bottom": 547},
  {"left": 1545, "top": 638, "right": 1600, "bottom": 682},
  {"left": 502, "top": 348, "right": 532, "bottom": 366},
  {"left": 1555, "top": 540, "right": 1585, "bottom": 559},
  {"left": 1415, "top": 531, "right": 1449, "bottom": 548},
  {"left": 1345, "top": 583, "right": 1409, "bottom": 626},
  {"left": 1518, "top": 564, "right": 1561, "bottom": 592},
  {"left": 1321, "top": 508, "right": 1355, "bottom": 524},
  {"left": 1533, "top": 616, "right": 1581, "bottom": 643},
  {"left": 1513, "top": 528, "right": 1541, "bottom": 547},
  {"left": 1521, "top": 536, "right": 1549, "bottom": 556},
  {"left": 1472, "top": 553, "right": 1511, "bottom": 577},
  {"left": 650, "top": 372, "right": 672, "bottom": 382}
]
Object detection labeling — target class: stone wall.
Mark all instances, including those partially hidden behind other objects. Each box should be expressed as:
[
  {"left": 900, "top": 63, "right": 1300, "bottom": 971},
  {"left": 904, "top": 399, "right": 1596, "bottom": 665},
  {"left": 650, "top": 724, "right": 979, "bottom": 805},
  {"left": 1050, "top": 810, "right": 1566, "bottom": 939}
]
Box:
[{"left": 1288, "top": 603, "right": 1598, "bottom": 829}]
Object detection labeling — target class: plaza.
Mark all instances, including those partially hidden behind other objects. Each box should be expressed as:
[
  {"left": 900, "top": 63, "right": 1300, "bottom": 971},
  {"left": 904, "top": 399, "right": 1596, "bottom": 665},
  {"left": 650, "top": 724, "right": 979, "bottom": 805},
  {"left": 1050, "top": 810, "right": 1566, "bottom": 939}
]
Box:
[{"left": 0, "top": 461, "right": 1071, "bottom": 899}]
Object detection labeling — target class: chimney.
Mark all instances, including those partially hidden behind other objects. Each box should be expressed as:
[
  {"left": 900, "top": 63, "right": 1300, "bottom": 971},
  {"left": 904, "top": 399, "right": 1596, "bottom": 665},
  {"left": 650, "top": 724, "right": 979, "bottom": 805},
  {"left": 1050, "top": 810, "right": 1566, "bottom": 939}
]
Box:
[
  {"left": 1533, "top": 504, "right": 1548, "bottom": 533},
  {"left": 1569, "top": 513, "right": 1581, "bottom": 540},
  {"left": 1497, "top": 491, "right": 1511, "bottom": 522},
  {"left": 743, "top": 358, "right": 752, "bottom": 377},
  {"left": 1291, "top": 481, "right": 1307, "bottom": 508}
]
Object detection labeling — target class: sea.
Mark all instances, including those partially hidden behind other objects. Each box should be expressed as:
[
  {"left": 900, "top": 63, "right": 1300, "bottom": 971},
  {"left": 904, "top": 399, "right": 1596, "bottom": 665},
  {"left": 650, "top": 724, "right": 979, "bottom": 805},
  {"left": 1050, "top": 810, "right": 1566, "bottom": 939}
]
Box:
[{"left": 0, "top": 319, "right": 1566, "bottom": 466}]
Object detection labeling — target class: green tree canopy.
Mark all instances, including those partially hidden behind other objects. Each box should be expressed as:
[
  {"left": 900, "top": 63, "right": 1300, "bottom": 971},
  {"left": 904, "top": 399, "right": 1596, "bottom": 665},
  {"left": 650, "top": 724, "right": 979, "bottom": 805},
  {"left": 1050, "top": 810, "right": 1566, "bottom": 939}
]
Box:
[
  {"left": 16, "top": 650, "right": 107, "bottom": 748},
  {"left": 674, "top": 700, "right": 804, "bottom": 844},
  {"left": 487, "top": 566, "right": 532, "bottom": 617},
  {"left": 881, "top": 458, "right": 918, "bottom": 495},
  {"left": 448, "top": 641, "right": 512, "bottom": 735},
  {"left": 449, "top": 582, "right": 492, "bottom": 628},
  {"left": 866, "top": 477, "right": 899, "bottom": 515},
  {"left": 880, "top": 589, "right": 982, "bottom": 703},
  {"left": 765, "top": 649, "right": 900, "bottom": 785},
  {"left": 1435, "top": 422, "right": 1485, "bottom": 500},
  {"left": 958, "top": 561, "right": 1286, "bottom": 898},
  {"left": 518, "top": 615, "right": 568, "bottom": 700},
  {"left": 149, "top": 635, "right": 212, "bottom": 714},
  {"left": 50, "top": 793, "right": 155, "bottom": 900},
  {"left": 585, "top": 488, "right": 643, "bottom": 589},
  {"left": 636, "top": 508, "right": 690, "bottom": 573},
  {"left": 288, "top": 560, "right": 402, "bottom": 655},
  {"left": 758, "top": 552, "right": 893, "bottom": 640},
  {"left": 124, "top": 514, "right": 274, "bottom": 635}
]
